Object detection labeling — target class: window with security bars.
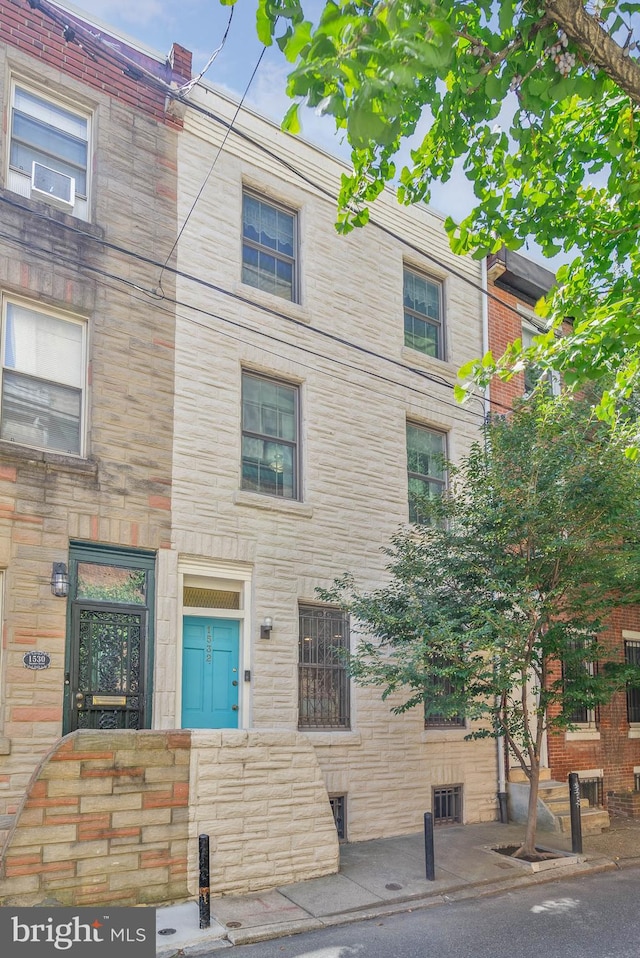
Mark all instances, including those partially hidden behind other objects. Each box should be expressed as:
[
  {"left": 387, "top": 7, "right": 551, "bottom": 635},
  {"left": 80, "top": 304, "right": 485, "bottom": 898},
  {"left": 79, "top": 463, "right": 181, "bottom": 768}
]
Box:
[
  {"left": 329, "top": 795, "right": 346, "bottom": 841},
  {"left": 579, "top": 777, "right": 604, "bottom": 808},
  {"left": 563, "top": 637, "right": 598, "bottom": 726},
  {"left": 625, "top": 640, "right": 640, "bottom": 723},
  {"left": 298, "top": 605, "right": 350, "bottom": 729},
  {"left": 635, "top": 772, "right": 640, "bottom": 791},
  {"left": 424, "top": 670, "right": 465, "bottom": 728},
  {"left": 433, "top": 785, "right": 462, "bottom": 824}
]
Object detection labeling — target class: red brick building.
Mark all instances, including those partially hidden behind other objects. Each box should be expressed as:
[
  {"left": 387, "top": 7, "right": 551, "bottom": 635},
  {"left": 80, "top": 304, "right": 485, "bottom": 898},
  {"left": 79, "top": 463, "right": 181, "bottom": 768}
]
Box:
[{"left": 487, "top": 248, "right": 640, "bottom": 817}]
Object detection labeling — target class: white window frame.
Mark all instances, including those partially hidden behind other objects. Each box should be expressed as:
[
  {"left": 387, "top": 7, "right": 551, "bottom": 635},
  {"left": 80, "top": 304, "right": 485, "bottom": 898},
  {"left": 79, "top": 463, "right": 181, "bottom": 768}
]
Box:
[
  {"left": 0, "top": 295, "right": 88, "bottom": 458},
  {"left": 8, "top": 79, "right": 92, "bottom": 221},
  {"left": 240, "top": 370, "right": 300, "bottom": 500},
  {"left": 241, "top": 189, "right": 299, "bottom": 303},
  {"left": 406, "top": 421, "right": 447, "bottom": 525},
  {"left": 519, "top": 310, "right": 560, "bottom": 397},
  {"left": 403, "top": 266, "right": 445, "bottom": 361}
]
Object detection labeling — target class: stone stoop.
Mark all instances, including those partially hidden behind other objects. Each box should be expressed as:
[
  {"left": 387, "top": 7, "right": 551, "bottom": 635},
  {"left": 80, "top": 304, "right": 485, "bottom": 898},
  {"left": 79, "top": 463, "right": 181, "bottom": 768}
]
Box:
[{"left": 538, "top": 780, "right": 610, "bottom": 835}]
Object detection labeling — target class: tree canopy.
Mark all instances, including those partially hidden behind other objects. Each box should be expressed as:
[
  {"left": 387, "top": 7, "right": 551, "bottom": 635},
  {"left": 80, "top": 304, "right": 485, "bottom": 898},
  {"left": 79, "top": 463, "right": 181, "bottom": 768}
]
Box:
[
  {"left": 226, "top": 0, "right": 640, "bottom": 433},
  {"left": 319, "top": 393, "right": 640, "bottom": 856}
]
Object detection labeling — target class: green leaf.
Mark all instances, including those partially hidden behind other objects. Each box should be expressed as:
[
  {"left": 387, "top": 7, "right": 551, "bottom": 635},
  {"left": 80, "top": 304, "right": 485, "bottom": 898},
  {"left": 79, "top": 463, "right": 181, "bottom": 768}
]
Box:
[{"left": 281, "top": 102, "right": 301, "bottom": 134}]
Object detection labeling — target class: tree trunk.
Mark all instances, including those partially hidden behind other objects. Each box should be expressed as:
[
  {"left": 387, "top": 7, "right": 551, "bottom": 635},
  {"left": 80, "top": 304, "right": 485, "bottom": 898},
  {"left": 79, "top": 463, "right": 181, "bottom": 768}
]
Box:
[
  {"left": 516, "top": 760, "right": 541, "bottom": 859},
  {"left": 544, "top": 0, "right": 640, "bottom": 105}
]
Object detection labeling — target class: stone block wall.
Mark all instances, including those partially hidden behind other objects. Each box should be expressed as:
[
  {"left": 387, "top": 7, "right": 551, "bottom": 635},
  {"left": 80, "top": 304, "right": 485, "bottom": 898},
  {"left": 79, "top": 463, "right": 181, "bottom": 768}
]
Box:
[
  {"left": 0, "top": 728, "right": 339, "bottom": 906},
  {"left": 189, "top": 730, "right": 339, "bottom": 896},
  {"left": 0, "top": 730, "right": 191, "bottom": 906}
]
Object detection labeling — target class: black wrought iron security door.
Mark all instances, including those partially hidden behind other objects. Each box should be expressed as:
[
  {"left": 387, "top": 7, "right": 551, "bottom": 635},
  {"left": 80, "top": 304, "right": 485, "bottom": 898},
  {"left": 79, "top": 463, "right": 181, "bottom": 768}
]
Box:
[{"left": 70, "top": 604, "right": 146, "bottom": 730}]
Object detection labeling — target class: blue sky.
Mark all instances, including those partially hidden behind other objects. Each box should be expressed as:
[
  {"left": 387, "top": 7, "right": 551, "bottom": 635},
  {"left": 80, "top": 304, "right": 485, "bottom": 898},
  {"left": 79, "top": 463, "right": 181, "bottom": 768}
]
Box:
[{"left": 59, "top": 0, "right": 560, "bottom": 264}]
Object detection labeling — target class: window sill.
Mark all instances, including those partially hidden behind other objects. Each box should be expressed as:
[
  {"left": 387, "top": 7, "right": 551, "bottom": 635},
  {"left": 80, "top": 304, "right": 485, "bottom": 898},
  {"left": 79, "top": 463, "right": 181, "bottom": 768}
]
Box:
[
  {"left": 300, "top": 731, "right": 361, "bottom": 747},
  {"left": 233, "top": 490, "right": 313, "bottom": 518},
  {"left": 401, "top": 346, "right": 460, "bottom": 381},
  {"left": 234, "top": 282, "right": 312, "bottom": 325},
  {"left": 421, "top": 727, "right": 468, "bottom": 743},
  {"left": 628, "top": 726, "right": 640, "bottom": 739},
  {"left": 0, "top": 187, "right": 101, "bottom": 236},
  {"left": 0, "top": 440, "right": 97, "bottom": 478},
  {"left": 565, "top": 728, "right": 601, "bottom": 741}
]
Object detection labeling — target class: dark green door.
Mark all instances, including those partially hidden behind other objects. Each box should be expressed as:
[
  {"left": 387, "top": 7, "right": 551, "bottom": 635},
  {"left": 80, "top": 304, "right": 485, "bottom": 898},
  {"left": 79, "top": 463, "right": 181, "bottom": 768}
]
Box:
[
  {"left": 63, "top": 545, "right": 155, "bottom": 734},
  {"left": 69, "top": 603, "right": 146, "bottom": 731}
]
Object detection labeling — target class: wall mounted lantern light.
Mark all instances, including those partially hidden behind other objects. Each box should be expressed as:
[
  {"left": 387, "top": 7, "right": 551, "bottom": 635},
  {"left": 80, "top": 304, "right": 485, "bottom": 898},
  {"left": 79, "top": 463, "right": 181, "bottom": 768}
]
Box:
[
  {"left": 260, "top": 616, "right": 273, "bottom": 640},
  {"left": 51, "top": 562, "right": 69, "bottom": 598}
]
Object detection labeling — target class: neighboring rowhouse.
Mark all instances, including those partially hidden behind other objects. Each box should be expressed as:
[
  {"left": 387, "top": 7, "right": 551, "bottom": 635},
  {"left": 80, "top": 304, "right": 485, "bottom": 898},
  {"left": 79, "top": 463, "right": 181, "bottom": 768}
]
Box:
[
  {"left": 487, "top": 247, "right": 640, "bottom": 822},
  {"left": 0, "top": 0, "right": 187, "bottom": 817}
]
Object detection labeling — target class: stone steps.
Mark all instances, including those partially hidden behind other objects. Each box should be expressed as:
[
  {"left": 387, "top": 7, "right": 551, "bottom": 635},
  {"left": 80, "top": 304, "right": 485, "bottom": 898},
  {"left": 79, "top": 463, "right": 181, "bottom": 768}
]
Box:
[{"left": 538, "top": 780, "right": 610, "bottom": 834}]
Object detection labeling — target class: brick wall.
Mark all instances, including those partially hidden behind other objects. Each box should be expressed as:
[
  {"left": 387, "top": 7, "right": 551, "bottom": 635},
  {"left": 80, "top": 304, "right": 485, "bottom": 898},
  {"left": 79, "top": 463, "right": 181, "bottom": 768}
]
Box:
[
  {"left": 1, "top": 0, "right": 189, "bottom": 129},
  {"left": 607, "top": 790, "right": 640, "bottom": 819}
]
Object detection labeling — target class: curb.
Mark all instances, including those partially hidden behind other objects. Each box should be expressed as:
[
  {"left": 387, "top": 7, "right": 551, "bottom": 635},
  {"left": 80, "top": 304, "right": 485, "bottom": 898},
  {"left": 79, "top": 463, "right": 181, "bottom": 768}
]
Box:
[{"left": 223, "top": 855, "right": 619, "bottom": 947}]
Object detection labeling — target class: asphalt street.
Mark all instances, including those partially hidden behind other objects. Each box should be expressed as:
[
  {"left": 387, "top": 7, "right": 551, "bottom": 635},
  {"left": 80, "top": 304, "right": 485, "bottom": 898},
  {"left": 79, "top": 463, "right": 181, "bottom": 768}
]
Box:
[{"left": 216, "top": 865, "right": 640, "bottom": 958}]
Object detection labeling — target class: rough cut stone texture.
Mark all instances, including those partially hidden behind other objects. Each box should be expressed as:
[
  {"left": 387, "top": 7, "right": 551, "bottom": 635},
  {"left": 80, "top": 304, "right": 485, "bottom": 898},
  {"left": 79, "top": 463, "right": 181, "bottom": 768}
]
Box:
[
  {"left": 0, "top": 730, "right": 191, "bottom": 906},
  {"left": 189, "top": 730, "right": 339, "bottom": 896},
  {"left": 0, "top": 0, "right": 179, "bottom": 815},
  {"left": 163, "top": 85, "right": 499, "bottom": 844}
]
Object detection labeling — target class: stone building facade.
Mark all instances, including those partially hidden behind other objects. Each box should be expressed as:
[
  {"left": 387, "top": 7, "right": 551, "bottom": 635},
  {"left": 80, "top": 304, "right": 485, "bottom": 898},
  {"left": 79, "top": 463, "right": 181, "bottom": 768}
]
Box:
[
  {"left": 0, "top": 0, "right": 188, "bottom": 819},
  {"left": 487, "top": 247, "right": 640, "bottom": 814},
  {"left": 0, "top": 0, "right": 502, "bottom": 904}
]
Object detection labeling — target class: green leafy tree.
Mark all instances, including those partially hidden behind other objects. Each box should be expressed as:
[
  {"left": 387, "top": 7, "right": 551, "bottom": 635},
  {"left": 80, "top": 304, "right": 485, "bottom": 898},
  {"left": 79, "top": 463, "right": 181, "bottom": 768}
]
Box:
[
  {"left": 319, "top": 393, "right": 640, "bottom": 858},
  {"left": 225, "top": 0, "right": 640, "bottom": 431}
]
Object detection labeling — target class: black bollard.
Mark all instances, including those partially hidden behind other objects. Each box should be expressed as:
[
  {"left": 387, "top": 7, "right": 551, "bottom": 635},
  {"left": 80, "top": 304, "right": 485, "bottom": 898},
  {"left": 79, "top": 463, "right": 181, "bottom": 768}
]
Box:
[
  {"left": 198, "top": 833, "right": 211, "bottom": 929},
  {"left": 568, "top": 772, "right": 583, "bottom": 855},
  {"left": 424, "top": 812, "right": 435, "bottom": 881}
]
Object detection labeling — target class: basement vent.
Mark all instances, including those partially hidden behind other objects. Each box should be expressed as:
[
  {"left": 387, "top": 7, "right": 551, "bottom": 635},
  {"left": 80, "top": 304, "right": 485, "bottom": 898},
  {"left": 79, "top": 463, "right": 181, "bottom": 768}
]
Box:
[
  {"left": 580, "top": 776, "right": 604, "bottom": 808},
  {"left": 183, "top": 587, "right": 240, "bottom": 610},
  {"left": 433, "top": 785, "right": 462, "bottom": 825}
]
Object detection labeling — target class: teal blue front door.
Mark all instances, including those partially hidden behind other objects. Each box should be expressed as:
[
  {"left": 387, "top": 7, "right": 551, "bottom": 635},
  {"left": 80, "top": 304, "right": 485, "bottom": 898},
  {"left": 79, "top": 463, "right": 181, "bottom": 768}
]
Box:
[{"left": 181, "top": 617, "right": 240, "bottom": 728}]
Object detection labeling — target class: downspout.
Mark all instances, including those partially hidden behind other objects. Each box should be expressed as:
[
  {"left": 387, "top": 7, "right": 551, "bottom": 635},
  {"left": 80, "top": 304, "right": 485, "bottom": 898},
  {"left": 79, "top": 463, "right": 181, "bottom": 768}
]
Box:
[{"left": 482, "top": 257, "right": 508, "bottom": 823}]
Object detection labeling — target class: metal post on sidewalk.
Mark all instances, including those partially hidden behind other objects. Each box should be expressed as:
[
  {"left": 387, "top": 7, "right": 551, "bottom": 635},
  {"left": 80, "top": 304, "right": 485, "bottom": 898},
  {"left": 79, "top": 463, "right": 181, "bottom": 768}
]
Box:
[
  {"left": 198, "top": 833, "right": 211, "bottom": 929},
  {"left": 568, "top": 772, "right": 583, "bottom": 855},
  {"left": 424, "top": 812, "right": 435, "bottom": 881}
]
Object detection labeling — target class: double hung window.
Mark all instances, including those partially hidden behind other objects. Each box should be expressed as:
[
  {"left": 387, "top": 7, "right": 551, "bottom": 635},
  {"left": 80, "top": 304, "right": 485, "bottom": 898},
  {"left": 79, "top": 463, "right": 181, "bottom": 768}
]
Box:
[
  {"left": 9, "top": 83, "right": 90, "bottom": 219},
  {"left": 241, "top": 372, "right": 299, "bottom": 499},
  {"left": 406, "top": 423, "right": 446, "bottom": 524},
  {"left": 1, "top": 299, "right": 86, "bottom": 456},
  {"left": 403, "top": 268, "right": 443, "bottom": 360},
  {"left": 242, "top": 192, "right": 297, "bottom": 301}
]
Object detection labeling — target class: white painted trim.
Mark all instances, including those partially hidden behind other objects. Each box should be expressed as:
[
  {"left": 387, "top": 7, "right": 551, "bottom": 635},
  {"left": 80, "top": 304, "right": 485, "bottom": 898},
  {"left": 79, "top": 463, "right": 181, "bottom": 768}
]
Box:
[
  {"left": 571, "top": 767, "right": 603, "bottom": 779},
  {"left": 565, "top": 729, "right": 600, "bottom": 741},
  {"left": 623, "top": 630, "right": 640, "bottom": 640}
]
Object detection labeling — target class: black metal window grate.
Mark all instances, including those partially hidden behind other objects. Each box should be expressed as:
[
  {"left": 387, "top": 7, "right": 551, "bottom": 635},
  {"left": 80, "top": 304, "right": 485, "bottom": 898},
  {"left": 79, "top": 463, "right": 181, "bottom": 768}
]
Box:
[
  {"left": 298, "top": 605, "right": 350, "bottom": 729},
  {"left": 563, "top": 637, "right": 598, "bottom": 725},
  {"left": 579, "top": 777, "right": 604, "bottom": 808},
  {"left": 424, "top": 670, "right": 465, "bottom": 728},
  {"left": 433, "top": 785, "right": 462, "bottom": 825},
  {"left": 635, "top": 773, "right": 640, "bottom": 791},
  {"left": 626, "top": 641, "right": 640, "bottom": 723},
  {"left": 329, "top": 795, "right": 346, "bottom": 841}
]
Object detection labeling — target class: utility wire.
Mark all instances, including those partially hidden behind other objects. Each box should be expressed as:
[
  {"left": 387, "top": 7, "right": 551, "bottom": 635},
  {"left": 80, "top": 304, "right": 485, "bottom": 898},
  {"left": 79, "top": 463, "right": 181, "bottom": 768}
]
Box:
[
  {"left": 0, "top": 224, "right": 492, "bottom": 424},
  {"left": 158, "top": 45, "right": 268, "bottom": 293},
  {"left": 175, "top": 7, "right": 235, "bottom": 96}
]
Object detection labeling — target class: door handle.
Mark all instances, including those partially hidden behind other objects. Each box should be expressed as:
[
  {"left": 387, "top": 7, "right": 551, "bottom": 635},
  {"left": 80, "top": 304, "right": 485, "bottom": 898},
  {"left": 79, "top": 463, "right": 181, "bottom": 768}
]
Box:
[
  {"left": 231, "top": 705, "right": 239, "bottom": 711},
  {"left": 232, "top": 680, "right": 238, "bottom": 686},
  {"left": 75, "top": 691, "right": 84, "bottom": 705}
]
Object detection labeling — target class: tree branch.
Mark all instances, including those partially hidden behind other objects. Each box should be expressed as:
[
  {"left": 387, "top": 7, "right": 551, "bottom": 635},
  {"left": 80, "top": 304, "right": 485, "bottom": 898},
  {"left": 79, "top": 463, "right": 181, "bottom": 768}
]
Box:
[{"left": 544, "top": 0, "right": 640, "bottom": 104}]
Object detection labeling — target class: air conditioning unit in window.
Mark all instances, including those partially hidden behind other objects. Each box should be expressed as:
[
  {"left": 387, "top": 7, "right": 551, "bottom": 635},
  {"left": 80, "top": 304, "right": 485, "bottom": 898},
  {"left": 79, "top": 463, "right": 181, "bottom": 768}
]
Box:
[{"left": 31, "top": 162, "right": 75, "bottom": 210}]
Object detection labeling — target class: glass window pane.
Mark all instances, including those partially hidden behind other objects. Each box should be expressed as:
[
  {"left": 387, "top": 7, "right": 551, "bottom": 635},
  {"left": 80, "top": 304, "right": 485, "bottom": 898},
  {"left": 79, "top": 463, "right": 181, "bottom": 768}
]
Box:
[
  {"left": 5, "top": 303, "right": 83, "bottom": 388},
  {"left": 76, "top": 563, "right": 147, "bottom": 603},
  {"left": 1, "top": 371, "right": 81, "bottom": 454},
  {"left": 242, "top": 193, "right": 296, "bottom": 302},
  {"left": 15, "top": 88, "right": 87, "bottom": 140}
]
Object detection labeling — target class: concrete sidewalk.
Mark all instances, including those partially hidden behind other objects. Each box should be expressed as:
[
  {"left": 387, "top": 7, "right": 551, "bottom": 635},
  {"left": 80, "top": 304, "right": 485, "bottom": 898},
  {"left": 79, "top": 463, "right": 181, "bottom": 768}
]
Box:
[{"left": 155, "top": 820, "right": 631, "bottom": 955}]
